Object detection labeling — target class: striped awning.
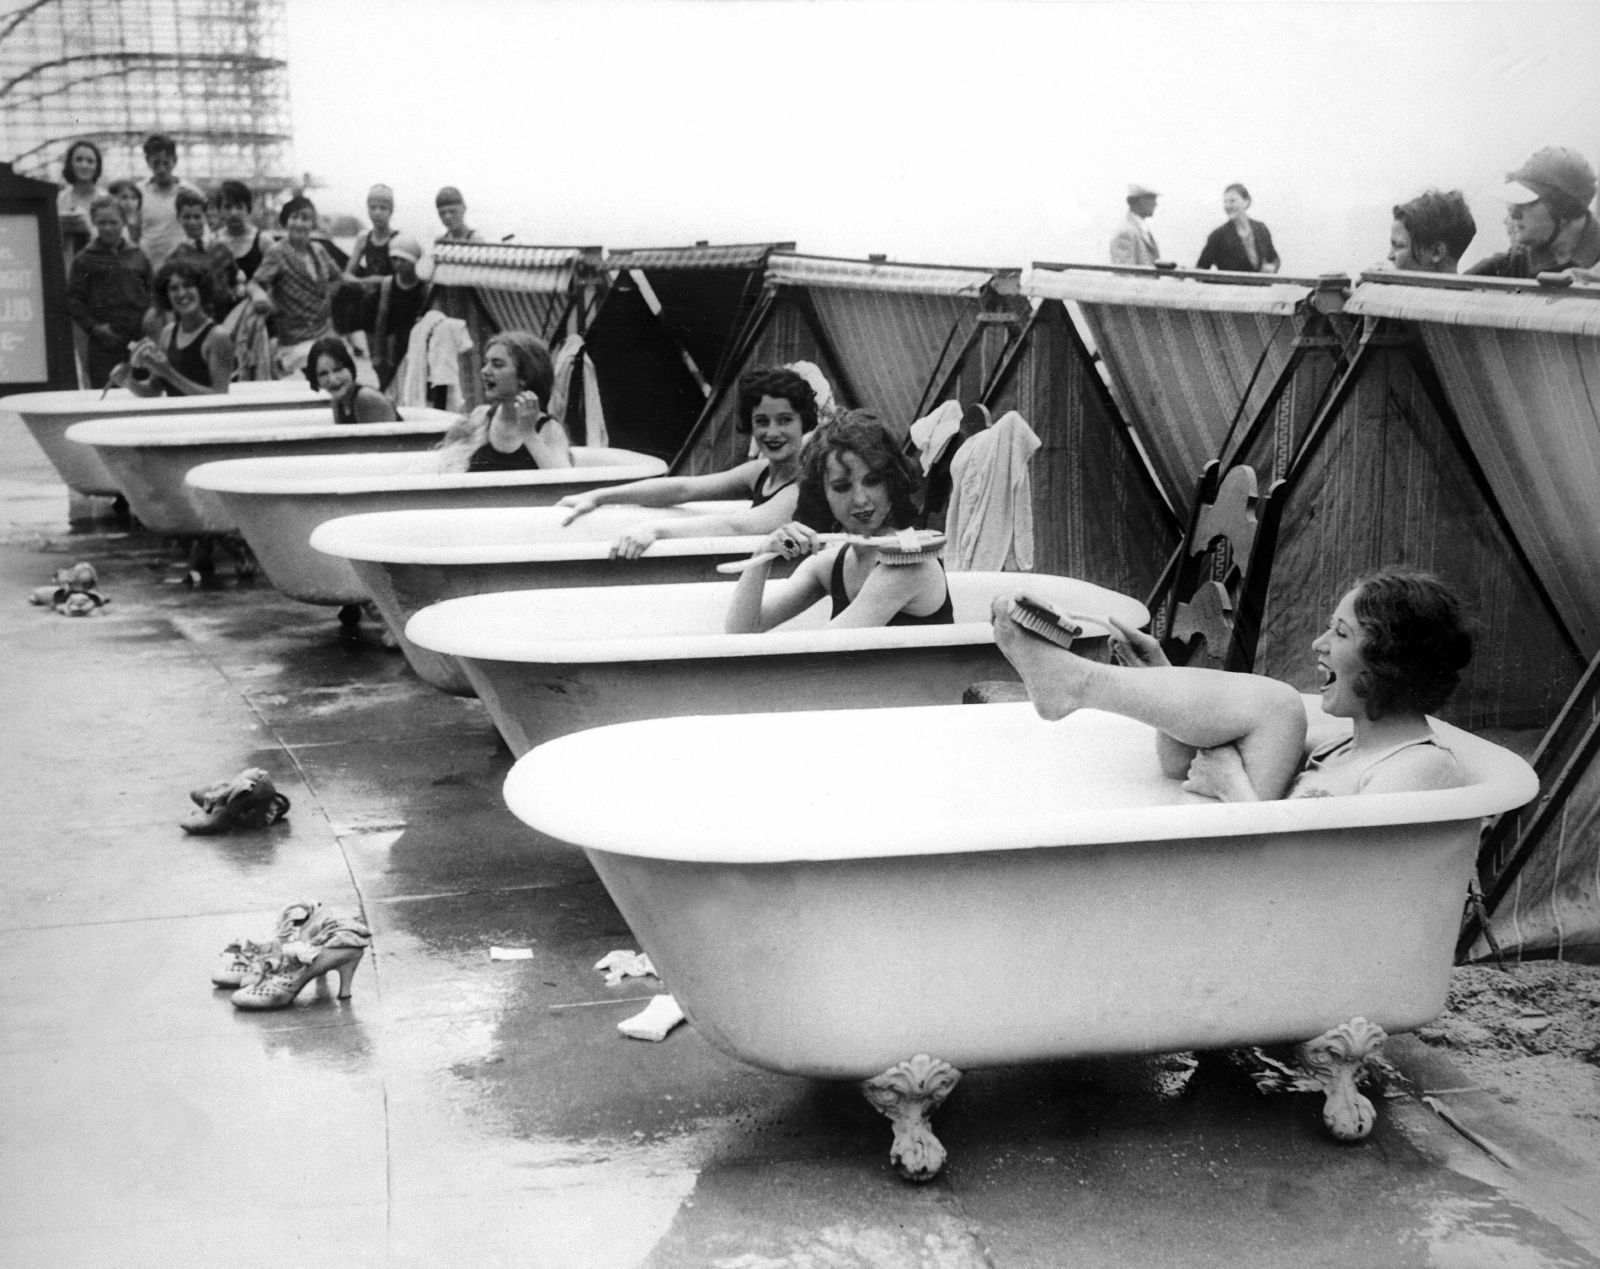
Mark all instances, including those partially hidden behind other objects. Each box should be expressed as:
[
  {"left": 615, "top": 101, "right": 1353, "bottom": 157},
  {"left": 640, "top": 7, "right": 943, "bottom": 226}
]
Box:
[
  {"left": 1347, "top": 277, "right": 1600, "bottom": 336},
  {"left": 1027, "top": 267, "right": 1314, "bottom": 315},
  {"left": 606, "top": 243, "right": 790, "bottom": 272},
  {"left": 428, "top": 243, "right": 598, "bottom": 295},
  {"left": 767, "top": 253, "right": 996, "bottom": 297}
]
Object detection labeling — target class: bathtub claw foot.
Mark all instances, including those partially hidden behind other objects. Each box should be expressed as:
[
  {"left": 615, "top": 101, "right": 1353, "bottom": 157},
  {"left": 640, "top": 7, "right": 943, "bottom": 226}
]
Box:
[
  {"left": 862, "top": 1055, "right": 961, "bottom": 1182},
  {"left": 1234, "top": 1017, "right": 1388, "bottom": 1141},
  {"left": 1300, "top": 1017, "right": 1387, "bottom": 1140}
]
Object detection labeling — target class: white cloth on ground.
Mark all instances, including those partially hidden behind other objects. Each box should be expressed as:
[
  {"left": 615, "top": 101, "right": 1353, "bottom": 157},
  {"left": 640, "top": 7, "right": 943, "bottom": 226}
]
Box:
[
  {"left": 942, "top": 409, "right": 1041, "bottom": 571},
  {"left": 618, "top": 995, "right": 685, "bottom": 1042},
  {"left": 909, "top": 400, "right": 964, "bottom": 475}
]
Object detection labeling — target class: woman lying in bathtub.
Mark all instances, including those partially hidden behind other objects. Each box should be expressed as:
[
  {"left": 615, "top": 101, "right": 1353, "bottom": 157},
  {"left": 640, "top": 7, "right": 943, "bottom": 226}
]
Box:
[
  {"left": 993, "top": 567, "right": 1472, "bottom": 800},
  {"left": 557, "top": 366, "right": 818, "bottom": 557},
  {"left": 726, "top": 411, "right": 952, "bottom": 632},
  {"left": 429, "top": 331, "right": 572, "bottom": 472}
]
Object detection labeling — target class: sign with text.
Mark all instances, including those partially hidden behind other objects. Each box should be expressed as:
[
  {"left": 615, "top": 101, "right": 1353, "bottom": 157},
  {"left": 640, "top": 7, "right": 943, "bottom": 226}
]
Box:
[{"left": 0, "top": 215, "right": 48, "bottom": 384}]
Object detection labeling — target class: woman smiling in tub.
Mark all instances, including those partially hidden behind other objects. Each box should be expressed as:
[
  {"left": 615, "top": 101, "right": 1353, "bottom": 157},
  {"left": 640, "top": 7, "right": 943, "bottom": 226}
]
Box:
[
  {"left": 725, "top": 410, "right": 952, "bottom": 633},
  {"left": 558, "top": 366, "right": 818, "bottom": 557},
  {"left": 992, "top": 566, "right": 1472, "bottom": 801}
]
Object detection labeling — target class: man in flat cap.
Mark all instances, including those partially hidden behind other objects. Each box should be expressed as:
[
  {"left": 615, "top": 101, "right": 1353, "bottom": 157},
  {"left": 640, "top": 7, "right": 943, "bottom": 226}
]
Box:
[
  {"left": 1110, "top": 184, "right": 1162, "bottom": 267},
  {"left": 1467, "top": 147, "right": 1600, "bottom": 278}
]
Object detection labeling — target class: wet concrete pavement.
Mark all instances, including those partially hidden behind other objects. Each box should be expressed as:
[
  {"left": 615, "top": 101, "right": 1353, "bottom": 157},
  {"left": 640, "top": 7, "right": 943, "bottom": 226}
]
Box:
[{"left": 2, "top": 409, "right": 1598, "bottom": 1268}]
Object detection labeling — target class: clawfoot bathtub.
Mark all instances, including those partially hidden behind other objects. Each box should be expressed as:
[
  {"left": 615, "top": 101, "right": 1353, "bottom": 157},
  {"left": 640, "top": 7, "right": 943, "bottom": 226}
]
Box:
[
  {"left": 65, "top": 408, "right": 456, "bottom": 536},
  {"left": 406, "top": 573, "right": 1149, "bottom": 755},
  {"left": 504, "top": 699, "right": 1537, "bottom": 1179},
  {"left": 310, "top": 503, "right": 766, "bottom": 695},
  {"left": 184, "top": 447, "right": 668, "bottom": 604},
  {"left": 1, "top": 383, "right": 323, "bottom": 496}
]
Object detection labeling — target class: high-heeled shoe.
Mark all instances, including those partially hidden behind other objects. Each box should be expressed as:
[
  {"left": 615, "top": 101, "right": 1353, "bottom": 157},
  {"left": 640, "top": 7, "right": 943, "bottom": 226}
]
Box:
[
  {"left": 211, "top": 901, "right": 321, "bottom": 988},
  {"left": 231, "top": 944, "right": 365, "bottom": 1010}
]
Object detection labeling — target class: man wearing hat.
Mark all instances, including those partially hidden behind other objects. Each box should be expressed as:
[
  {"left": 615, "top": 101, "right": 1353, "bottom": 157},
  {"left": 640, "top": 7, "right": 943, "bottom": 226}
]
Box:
[
  {"left": 434, "top": 186, "right": 481, "bottom": 244},
  {"left": 1110, "top": 184, "right": 1162, "bottom": 267},
  {"left": 1467, "top": 147, "right": 1600, "bottom": 278},
  {"left": 371, "top": 232, "right": 432, "bottom": 389}
]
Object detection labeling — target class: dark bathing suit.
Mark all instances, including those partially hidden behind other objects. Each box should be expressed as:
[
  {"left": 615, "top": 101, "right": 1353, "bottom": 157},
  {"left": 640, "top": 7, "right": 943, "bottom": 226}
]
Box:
[
  {"left": 828, "top": 548, "right": 954, "bottom": 627},
  {"left": 465, "top": 413, "right": 557, "bottom": 473},
  {"left": 161, "top": 320, "right": 215, "bottom": 394},
  {"left": 749, "top": 467, "right": 795, "bottom": 508}
]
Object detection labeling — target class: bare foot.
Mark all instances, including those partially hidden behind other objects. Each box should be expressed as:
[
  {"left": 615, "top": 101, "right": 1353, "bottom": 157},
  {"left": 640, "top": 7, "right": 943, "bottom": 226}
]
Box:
[{"left": 990, "top": 595, "right": 1097, "bottom": 721}]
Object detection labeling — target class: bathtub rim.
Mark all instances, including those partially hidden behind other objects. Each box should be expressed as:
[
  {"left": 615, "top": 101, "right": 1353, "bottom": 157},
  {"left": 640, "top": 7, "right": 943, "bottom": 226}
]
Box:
[
  {"left": 405, "top": 575, "right": 1147, "bottom": 662},
  {"left": 0, "top": 385, "right": 324, "bottom": 417},
  {"left": 64, "top": 406, "right": 455, "bottom": 448},
  {"left": 504, "top": 700, "right": 1538, "bottom": 863},
  {"left": 309, "top": 502, "right": 761, "bottom": 565},
  {"left": 184, "top": 446, "right": 669, "bottom": 496}
]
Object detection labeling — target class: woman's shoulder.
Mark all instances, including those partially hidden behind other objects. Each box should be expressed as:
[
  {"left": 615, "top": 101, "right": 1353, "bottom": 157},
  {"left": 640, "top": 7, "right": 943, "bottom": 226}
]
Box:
[{"left": 1359, "top": 739, "right": 1463, "bottom": 794}]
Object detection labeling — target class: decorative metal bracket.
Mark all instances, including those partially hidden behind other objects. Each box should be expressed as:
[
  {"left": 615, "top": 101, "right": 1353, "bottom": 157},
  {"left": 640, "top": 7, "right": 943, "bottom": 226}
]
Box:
[
  {"left": 1234, "top": 1017, "right": 1390, "bottom": 1140},
  {"left": 861, "top": 1054, "right": 962, "bottom": 1182}
]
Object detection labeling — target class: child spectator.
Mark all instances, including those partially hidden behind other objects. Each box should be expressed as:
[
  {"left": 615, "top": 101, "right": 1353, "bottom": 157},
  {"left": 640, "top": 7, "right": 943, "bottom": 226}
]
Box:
[
  {"left": 65, "top": 195, "right": 153, "bottom": 387},
  {"left": 166, "top": 188, "right": 241, "bottom": 304},
  {"left": 106, "top": 178, "right": 144, "bottom": 250},
  {"left": 434, "top": 186, "right": 480, "bottom": 243},
  {"left": 370, "top": 232, "right": 431, "bottom": 389},
  {"left": 138, "top": 134, "right": 203, "bottom": 270}
]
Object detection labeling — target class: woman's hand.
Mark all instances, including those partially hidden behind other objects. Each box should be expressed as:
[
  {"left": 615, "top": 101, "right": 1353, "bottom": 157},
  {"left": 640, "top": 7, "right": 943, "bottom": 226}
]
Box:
[
  {"left": 760, "top": 521, "right": 822, "bottom": 561},
  {"left": 610, "top": 525, "right": 659, "bottom": 560},
  {"left": 1183, "top": 744, "right": 1257, "bottom": 802},
  {"left": 558, "top": 491, "right": 598, "bottom": 526},
  {"left": 140, "top": 344, "right": 172, "bottom": 381},
  {"left": 512, "top": 390, "right": 543, "bottom": 426},
  {"left": 1107, "top": 615, "right": 1169, "bottom": 668}
]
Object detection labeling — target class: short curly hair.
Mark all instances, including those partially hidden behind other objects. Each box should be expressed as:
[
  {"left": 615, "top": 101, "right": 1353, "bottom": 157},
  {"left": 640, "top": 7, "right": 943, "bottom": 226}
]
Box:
[
  {"left": 800, "top": 409, "right": 922, "bottom": 531},
  {"left": 735, "top": 366, "right": 819, "bottom": 435},
  {"left": 1349, "top": 567, "right": 1473, "bottom": 719},
  {"left": 151, "top": 258, "right": 218, "bottom": 317},
  {"left": 303, "top": 335, "right": 356, "bottom": 390}
]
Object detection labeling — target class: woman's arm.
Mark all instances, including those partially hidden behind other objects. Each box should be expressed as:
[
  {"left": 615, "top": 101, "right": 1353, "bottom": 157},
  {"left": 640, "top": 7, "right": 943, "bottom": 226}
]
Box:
[
  {"left": 525, "top": 413, "right": 572, "bottom": 469},
  {"left": 1257, "top": 222, "right": 1280, "bottom": 274},
  {"left": 724, "top": 526, "right": 829, "bottom": 633},
  {"left": 559, "top": 461, "right": 759, "bottom": 524},
  {"left": 1196, "top": 228, "right": 1220, "bottom": 270}
]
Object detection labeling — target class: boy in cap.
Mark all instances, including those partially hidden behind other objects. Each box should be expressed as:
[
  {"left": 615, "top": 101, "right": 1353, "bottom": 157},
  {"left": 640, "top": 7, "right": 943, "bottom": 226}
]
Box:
[
  {"left": 1110, "top": 184, "right": 1162, "bottom": 266},
  {"left": 371, "top": 232, "right": 432, "bottom": 389},
  {"left": 434, "top": 186, "right": 481, "bottom": 244},
  {"left": 1467, "top": 147, "right": 1600, "bottom": 278}
]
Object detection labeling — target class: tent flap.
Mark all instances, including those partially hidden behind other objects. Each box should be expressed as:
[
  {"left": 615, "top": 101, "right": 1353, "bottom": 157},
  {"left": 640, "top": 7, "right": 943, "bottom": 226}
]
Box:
[
  {"left": 1348, "top": 279, "right": 1600, "bottom": 336},
  {"left": 768, "top": 253, "right": 995, "bottom": 297},
  {"left": 1027, "top": 267, "right": 1311, "bottom": 315}
]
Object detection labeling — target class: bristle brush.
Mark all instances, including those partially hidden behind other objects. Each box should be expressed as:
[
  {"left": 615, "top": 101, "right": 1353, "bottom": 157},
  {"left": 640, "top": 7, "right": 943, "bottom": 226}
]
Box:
[
  {"left": 717, "top": 529, "right": 945, "bottom": 575},
  {"left": 1006, "top": 595, "right": 1109, "bottom": 648}
]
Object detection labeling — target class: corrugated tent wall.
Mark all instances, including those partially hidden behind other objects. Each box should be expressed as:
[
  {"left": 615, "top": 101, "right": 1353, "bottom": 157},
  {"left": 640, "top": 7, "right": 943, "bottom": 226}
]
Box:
[
  {"left": 1030, "top": 268, "right": 1340, "bottom": 517},
  {"left": 984, "top": 299, "right": 1178, "bottom": 597},
  {"left": 1255, "top": 334, "right": 1581, "bottom": 730},
  {"left": 1345, "top": 276, "right": 1600, "bottom": 961}
]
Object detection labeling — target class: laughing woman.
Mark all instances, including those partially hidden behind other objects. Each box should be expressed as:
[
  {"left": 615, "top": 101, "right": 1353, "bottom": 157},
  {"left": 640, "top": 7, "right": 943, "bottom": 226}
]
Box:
[
  {"left": 725, "top": 410, "right": 951, "bottom": 633},
  {"left": 558, "top": 366, "right": 817, "bottom": 557},
  {"left": 115, "top": 259, "right": 234, "bottom": 395},
  {"left": 992, "top": 566, "right": 1472, "bottom": 801},
  {"left": 430, "top": 331, "right": 572, "bottom": 471},
  {"left": 304, "top": 335, "right": 399, "bottom": 423}
]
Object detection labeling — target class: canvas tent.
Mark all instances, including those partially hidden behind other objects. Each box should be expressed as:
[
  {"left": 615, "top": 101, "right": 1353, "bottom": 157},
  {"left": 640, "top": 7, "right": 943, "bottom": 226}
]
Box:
[
  {"left": 671, "top": 252, "right": 1027, "bottom": 477},
  {"left": 426, "top": 241, "right": 605, "bottom": 427},
  {"left": 1346, "top": 273, "right": 1600, "bottom": 962},
  {"left": 584, "top": 242, "right": 791, "bottom": 460}
]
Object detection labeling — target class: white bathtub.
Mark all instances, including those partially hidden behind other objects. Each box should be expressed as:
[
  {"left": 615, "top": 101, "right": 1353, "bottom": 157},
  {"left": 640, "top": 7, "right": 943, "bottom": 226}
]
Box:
[
  {"left": 185, "top": 447, "right": 670, "bottom": 604},
  {"left": 310, "top": 503, "right": 766, "bottom": 695},
  {"left": 0, "top": 384, "right": 324, "bottom": 495},
  {"left": 65, "top": 407, "right": 457, "bottom": 535},
  {"left": 505, "top": 698, "right": 1538, "bottom": 1176},
  {"left": 406, "top": 573, "right": 1149, "bottom": 755}
]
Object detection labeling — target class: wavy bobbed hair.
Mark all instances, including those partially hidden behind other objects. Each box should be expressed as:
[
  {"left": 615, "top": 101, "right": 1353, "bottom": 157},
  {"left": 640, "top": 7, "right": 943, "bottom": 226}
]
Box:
[
  {"left": 800, "top": 409, "right": 922, "bottom": 532},
  {"left": 1349, "top": 566, "right": 1473, "bottom": 719},
  {"left": 735, "top": 366, "right": 819, "bottom": 435}
]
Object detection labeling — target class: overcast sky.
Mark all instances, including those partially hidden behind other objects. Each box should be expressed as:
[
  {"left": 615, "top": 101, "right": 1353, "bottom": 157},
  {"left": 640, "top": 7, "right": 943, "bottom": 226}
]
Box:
[{"left": 284, "top": 0, "right": 1600, "bottom": 275}]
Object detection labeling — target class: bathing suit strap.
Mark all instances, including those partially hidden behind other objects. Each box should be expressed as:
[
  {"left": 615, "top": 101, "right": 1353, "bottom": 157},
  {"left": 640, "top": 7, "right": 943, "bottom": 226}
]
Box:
[
  {"left": 750, "top": 468, "right": 795, "bottom": 509},
  {"left": 828, "top": 547, "right": 850, "bottom": 618}
]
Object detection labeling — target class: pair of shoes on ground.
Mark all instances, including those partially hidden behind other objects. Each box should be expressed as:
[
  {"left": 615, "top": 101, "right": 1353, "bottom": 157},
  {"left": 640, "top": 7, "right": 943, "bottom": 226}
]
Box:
[
  {"left": 182, "top": 768, "right": 291, "bottom": 835},
  {"left": 212, "top": 901, "right": 372, "bottom": 1010}
]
